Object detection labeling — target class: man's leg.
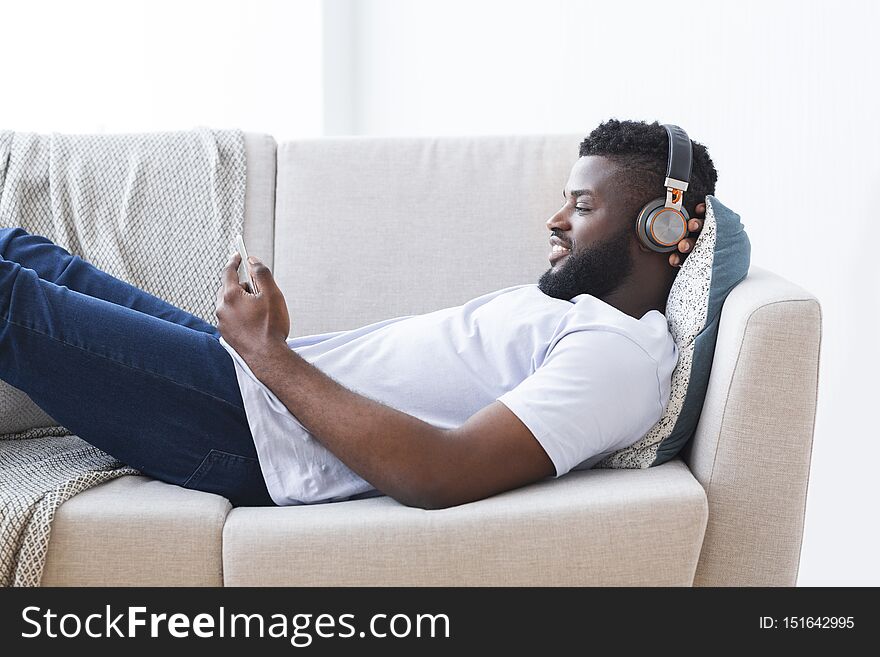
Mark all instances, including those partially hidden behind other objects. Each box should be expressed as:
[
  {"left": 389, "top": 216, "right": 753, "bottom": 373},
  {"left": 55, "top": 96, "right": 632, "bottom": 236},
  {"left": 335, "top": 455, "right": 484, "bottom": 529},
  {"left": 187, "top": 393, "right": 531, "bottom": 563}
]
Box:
[
  {"left": 0, "top": 226, "right": 219, "bottom": 336},
  {"left": 0, "top": 256, "right": 274, "bottom": 507}
]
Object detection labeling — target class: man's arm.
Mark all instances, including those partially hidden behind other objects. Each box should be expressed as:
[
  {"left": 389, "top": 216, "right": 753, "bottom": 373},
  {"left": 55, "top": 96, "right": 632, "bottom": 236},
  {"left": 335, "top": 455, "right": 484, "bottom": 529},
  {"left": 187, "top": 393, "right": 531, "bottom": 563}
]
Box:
[
  {"left": 246, "top": 343, "right": 554, "bottom": 509},
  {"left": 215, "top": 254, "right": 555, "bottom": 510}
]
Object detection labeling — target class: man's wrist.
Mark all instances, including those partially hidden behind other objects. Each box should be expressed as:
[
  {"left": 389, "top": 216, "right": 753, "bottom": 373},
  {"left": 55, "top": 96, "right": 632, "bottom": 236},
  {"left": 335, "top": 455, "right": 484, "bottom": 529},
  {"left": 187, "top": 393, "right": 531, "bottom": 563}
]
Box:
[{"left": 237, "top": 337, "right": 291, "bottom": 374}]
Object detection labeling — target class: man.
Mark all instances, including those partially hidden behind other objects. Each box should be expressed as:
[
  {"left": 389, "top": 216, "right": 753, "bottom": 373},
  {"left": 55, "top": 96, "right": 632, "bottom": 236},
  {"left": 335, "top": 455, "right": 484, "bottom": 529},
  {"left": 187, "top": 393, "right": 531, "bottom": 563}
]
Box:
[{"left": 0, "top": 119, "right": 716, "bottom": 510}]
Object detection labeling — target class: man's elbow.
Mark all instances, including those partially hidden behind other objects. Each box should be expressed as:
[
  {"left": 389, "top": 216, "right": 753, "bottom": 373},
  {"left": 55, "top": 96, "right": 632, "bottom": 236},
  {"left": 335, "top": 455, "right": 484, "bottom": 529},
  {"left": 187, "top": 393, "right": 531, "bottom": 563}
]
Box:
[
  {"left": 384, "top": 431, "right": 476, "bottom": 510},
  {"left": 393, "top": 489, "right": 460, "bottom": 511},
  {"left": 389, "top": 471, "right": 465, "bottom": 511}
]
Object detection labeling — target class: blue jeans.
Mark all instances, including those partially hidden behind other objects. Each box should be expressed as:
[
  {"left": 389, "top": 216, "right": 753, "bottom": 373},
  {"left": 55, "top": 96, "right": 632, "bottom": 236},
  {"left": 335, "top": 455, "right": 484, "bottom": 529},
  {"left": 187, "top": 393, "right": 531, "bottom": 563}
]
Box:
[{"left": 0, "top": 227, "right": 276, "bottom": 507}]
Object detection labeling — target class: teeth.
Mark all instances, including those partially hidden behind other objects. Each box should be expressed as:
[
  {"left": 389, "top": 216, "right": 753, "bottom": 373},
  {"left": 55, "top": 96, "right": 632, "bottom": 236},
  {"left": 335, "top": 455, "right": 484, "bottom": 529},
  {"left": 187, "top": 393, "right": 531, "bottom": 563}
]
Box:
[{"left": 551, "top": 245, "right": 570, "bottom": 253}]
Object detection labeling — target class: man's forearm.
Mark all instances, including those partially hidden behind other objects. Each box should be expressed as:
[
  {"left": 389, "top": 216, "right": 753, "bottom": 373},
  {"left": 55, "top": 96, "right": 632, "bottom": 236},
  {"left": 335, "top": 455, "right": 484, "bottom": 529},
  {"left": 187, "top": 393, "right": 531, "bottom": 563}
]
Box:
[{"left": 244, "top": 342, "right": 452, "bottom": 508}]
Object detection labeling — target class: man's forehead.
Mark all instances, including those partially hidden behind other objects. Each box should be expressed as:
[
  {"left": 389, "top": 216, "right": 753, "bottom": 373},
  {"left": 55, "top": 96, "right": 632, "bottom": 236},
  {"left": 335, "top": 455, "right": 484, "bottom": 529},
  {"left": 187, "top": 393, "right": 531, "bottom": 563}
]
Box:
[{"left": 563, "top": 156, "right": 614, "bottom": 199}]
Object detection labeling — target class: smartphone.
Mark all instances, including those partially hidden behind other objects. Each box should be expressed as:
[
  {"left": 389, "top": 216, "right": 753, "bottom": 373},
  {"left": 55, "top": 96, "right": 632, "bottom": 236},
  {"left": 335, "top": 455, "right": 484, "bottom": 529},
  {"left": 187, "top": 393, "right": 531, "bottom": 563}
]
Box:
[{"left": 234, "top": 234, "right": 258, "bottom": 293}]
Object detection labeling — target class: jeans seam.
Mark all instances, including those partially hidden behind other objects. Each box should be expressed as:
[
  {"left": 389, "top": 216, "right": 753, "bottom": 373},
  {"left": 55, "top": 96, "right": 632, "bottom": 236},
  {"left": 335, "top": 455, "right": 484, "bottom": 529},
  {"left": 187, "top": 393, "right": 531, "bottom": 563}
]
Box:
[
  {"left": 183, "top": 449, "right": 259, "bottom": 489},
  {"left": 0, "top": 311, "right": 244, "bottom": 412},
  {"left": 183, "top": 450, "right": 216, "bottom": 488}
]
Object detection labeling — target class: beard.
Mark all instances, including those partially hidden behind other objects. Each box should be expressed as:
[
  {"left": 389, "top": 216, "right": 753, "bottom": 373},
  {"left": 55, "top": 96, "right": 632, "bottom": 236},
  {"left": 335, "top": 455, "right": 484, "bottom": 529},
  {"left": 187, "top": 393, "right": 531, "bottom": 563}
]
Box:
[{"left": 537, "top": 226, "right": 634, "bottom": 301}]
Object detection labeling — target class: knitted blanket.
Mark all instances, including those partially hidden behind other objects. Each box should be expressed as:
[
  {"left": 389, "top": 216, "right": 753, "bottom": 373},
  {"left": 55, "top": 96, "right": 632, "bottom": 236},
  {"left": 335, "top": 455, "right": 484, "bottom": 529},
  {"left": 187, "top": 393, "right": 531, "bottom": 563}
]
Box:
[{"left": 0, "top": 128, "right": 246, "bottom": 586}]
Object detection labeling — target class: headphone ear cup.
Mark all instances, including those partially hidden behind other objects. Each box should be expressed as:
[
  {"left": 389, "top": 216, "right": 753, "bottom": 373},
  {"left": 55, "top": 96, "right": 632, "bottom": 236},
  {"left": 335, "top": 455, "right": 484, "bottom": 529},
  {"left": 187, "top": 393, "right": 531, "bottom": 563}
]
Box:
[
  {"left": 636, "top": 199, "right": 689, "bottom": 253},
  {"left": 636, "top": 198, "right": 666, "bottom": 252}
]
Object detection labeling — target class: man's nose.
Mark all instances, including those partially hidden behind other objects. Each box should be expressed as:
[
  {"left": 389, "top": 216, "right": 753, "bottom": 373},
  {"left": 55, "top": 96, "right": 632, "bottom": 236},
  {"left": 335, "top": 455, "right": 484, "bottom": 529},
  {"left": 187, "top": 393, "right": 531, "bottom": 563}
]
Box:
[{"left": 546, "top": 204, "right": 571, "bottom": 231}]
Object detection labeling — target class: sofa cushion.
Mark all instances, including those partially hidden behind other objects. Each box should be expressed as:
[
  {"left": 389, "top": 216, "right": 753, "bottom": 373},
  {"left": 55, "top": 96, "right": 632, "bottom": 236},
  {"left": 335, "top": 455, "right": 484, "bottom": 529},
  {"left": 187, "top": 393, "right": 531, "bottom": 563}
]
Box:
[
  {"left": 222, "top": 457, "right": 707, "bottom": 586},
  {"left": 41, "top": 476, "right": 230, "bottom": 586},
  {"left": 594, "top": 195, "right": 751, "bottom": 469}
]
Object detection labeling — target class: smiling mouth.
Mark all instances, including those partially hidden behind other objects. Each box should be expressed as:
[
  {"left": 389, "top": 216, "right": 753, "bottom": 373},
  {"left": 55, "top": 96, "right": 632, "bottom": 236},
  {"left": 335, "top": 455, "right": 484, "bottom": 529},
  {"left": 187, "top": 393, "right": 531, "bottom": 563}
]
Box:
[{"left": 549, "top": 243, "right": 571, "bottom": 264}]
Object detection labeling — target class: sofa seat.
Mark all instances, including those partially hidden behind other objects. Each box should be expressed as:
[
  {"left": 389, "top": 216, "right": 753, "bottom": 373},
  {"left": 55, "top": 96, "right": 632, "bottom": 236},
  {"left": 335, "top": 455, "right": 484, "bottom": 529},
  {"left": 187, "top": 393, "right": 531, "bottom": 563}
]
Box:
[
  {"left": 41, "top": 476, "right": 230, "bottom": 586},
  {"left": 221, "top": 457, "right": 708, "bottom": 586}
]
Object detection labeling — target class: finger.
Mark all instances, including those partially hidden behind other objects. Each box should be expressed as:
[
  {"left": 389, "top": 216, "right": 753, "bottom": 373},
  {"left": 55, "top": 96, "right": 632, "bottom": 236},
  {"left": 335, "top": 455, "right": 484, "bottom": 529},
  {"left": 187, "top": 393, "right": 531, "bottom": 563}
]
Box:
[
  {"left": 678, "top": 238, "right": 693, "bottom": 254},
  {"left": 246, "top": 255, "right": 276, "bottom": 295},
  {"left": 222, "top": 252, "right": 241, "bottom": 289},
  {"left": 669, "top": 252, "right": 681, "bottom": 267},
  {"left": 689, "top": 217, "right": 703, "bottom": 233},
  {"left": 695, "top": 202, "right": 706, "bottom": 215}
]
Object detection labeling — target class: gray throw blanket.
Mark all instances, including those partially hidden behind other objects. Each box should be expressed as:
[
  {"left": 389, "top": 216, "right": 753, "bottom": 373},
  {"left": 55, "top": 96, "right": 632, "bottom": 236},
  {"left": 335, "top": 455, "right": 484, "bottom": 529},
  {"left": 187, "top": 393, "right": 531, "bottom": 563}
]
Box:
[{"left": 0, "top": 128, "right": 246, "bottom": 586}]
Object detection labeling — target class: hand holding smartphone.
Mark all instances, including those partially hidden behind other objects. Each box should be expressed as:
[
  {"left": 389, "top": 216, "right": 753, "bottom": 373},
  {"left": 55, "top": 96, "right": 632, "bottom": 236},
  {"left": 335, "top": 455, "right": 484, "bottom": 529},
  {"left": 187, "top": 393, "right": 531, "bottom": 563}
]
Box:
[{"left": 234, "top": 234, "right": 258, "bottom": 293}]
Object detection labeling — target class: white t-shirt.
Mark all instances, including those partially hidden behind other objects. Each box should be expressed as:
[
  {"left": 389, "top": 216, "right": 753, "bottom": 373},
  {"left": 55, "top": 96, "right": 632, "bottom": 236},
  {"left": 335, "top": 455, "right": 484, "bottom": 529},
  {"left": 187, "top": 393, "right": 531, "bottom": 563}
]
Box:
[{"left": 218, "top": 283, "right": 678, "bottom": 506}]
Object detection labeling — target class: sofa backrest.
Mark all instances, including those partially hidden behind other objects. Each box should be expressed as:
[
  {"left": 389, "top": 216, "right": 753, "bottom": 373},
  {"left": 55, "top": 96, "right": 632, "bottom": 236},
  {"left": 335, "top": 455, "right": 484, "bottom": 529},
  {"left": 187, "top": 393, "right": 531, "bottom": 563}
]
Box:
[{"left": 272, "top": 133, "right": 582, "bottom": 337}]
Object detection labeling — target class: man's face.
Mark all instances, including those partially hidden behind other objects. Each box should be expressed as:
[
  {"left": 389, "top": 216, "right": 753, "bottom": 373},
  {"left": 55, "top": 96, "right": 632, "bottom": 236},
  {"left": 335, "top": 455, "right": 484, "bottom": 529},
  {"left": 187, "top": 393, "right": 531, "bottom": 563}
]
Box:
[{"left": 537, "top": 155, "right": 635, "bottom": 301}]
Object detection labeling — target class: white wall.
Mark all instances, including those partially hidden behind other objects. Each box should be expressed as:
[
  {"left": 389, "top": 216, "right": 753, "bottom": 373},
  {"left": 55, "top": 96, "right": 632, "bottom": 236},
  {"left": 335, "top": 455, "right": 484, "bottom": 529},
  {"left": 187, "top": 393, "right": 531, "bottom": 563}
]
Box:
[
  {"left": 345, "top": 0, "right": 880, "bottom": 586},
  {"left": 0, "top": 0, "right": 324, "bottom": 138},
  {"left": 1, "top": 0, "right": 875, "bottom": 585}
]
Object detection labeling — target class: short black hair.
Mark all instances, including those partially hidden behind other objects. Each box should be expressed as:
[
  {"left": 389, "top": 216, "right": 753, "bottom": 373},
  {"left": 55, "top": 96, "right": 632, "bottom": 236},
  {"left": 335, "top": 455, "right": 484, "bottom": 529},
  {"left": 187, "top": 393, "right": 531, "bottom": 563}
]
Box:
[{"left": 578, "top": 118, "right": 718, "bottom": 222}]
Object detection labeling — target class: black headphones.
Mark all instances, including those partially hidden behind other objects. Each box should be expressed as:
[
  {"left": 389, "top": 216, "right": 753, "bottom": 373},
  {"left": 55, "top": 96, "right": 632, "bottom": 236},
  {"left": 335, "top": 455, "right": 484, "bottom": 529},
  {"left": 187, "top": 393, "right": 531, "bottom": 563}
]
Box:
[{"left": 635, "top": 124, "right": 693, "bottom": 253}]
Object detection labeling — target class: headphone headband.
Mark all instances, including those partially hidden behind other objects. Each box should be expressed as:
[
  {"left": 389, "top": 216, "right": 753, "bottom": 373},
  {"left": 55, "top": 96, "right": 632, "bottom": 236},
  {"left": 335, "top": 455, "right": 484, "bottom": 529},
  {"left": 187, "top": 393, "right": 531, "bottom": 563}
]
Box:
[
  {"left": 634, "top": 122, "right": 695, "bottom": 254},
  {"left": 662, "top": 124, "right": 692, "bottom": 192}
]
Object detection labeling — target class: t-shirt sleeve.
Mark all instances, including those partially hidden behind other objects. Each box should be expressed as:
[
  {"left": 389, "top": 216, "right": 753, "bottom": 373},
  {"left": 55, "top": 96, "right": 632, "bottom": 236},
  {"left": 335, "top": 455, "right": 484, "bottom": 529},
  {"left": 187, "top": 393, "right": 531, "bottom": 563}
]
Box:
[{"left": 496, "top": 329, "right": 665, "bottom": 477}]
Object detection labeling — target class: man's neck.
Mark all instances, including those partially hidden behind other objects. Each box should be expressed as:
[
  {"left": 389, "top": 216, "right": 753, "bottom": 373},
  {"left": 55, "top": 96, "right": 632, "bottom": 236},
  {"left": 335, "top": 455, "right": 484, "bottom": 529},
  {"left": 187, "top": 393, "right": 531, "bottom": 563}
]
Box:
[{"left": 599, "top": 273, "right": 673, "bottom": 319}]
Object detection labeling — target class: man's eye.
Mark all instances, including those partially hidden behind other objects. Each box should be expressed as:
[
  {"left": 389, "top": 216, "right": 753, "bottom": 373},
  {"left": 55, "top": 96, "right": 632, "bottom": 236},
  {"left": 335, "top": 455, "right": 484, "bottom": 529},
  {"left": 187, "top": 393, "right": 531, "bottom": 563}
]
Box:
[{"left": 575, "top": 206, "right": 591, "bottom": 214}]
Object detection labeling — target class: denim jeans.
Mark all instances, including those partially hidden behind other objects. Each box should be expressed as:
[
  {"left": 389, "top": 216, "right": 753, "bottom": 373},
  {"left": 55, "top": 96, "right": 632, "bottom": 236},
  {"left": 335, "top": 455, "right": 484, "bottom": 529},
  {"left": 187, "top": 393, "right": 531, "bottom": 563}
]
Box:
[{"left": 0, "top": 226, "right": 276, "bottom": 507}]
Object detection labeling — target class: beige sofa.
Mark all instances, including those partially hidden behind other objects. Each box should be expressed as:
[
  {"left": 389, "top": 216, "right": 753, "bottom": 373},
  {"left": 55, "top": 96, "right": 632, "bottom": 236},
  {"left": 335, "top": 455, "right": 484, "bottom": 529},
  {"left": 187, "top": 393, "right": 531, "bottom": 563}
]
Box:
[{"left": 40, "top": 133, "right": 822, "bottom": 587}]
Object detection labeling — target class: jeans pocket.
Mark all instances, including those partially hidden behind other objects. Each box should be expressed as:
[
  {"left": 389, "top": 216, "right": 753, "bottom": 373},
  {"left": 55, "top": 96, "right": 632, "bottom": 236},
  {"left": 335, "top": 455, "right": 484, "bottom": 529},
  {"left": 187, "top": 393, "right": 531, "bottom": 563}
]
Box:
[{"left": 182, "top": 448, "right": 267, "bottom": 506}]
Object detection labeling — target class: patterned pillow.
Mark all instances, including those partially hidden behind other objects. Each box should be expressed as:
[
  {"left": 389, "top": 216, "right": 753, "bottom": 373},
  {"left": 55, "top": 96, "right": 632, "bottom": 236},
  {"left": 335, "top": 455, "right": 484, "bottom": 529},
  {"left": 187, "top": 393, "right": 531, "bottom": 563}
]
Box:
[{"left": 593, "top": 194, "right": 751, "bottom": 469}]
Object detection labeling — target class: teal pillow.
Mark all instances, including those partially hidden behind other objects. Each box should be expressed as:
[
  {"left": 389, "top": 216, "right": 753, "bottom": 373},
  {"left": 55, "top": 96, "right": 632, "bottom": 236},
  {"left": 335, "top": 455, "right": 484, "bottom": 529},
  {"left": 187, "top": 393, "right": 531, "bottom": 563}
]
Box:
[{"left": 593, "top": 195, "right": 751, "bottom": 468}]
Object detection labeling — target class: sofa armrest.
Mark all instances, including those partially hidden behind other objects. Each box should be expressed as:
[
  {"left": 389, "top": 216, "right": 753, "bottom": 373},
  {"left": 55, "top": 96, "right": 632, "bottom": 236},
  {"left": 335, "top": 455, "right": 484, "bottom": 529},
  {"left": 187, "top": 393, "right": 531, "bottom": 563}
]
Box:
[{"left": 682, "top": 265, "right": 822, "bottom": 586}]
